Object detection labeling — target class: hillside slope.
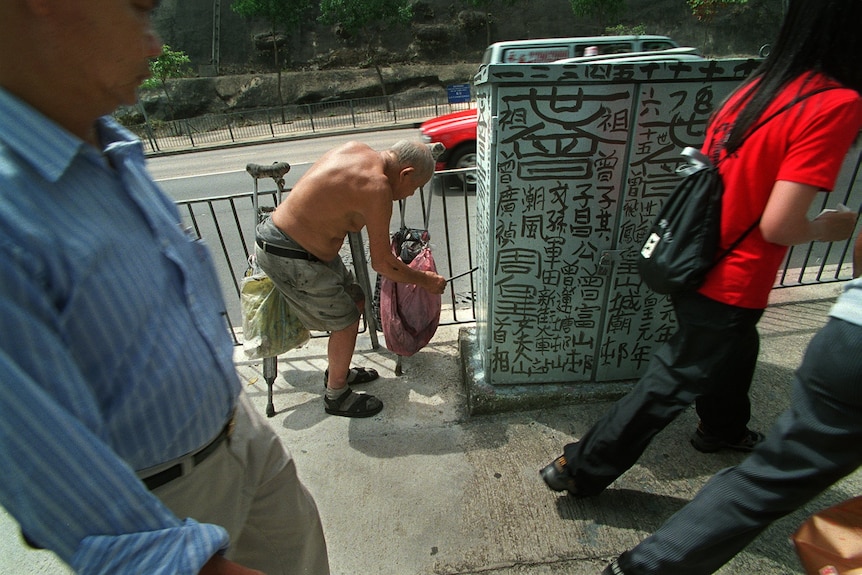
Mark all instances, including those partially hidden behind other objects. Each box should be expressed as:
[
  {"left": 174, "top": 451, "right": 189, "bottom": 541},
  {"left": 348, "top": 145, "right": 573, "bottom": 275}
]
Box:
[{"left": 153, "top": 0, "right": 782, "bottom": 74}]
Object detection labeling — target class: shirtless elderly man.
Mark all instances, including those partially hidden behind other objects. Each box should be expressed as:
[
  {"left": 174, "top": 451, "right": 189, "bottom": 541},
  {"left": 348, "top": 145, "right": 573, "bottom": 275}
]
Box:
[{"left": 256, "top": 140, "right": 447, "bottom": 418}]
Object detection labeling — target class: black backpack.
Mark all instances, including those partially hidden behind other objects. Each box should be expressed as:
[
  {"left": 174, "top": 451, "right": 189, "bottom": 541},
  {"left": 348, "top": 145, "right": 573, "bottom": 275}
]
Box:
[
  {"left": 637, "top": 87, "right": 834, "bottom": 295},
  {"left": 637, "top": 147, "right": 757, "bottom": 294}
]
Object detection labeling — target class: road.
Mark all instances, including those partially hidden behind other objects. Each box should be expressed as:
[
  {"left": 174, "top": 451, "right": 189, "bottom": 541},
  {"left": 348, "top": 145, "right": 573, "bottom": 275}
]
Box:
[{"left": 148, "top": 128, "right": 422, "bottom": 201}]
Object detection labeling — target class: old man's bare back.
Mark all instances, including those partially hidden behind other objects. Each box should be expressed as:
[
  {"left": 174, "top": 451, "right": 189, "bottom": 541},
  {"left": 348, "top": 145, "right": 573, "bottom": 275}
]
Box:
[{"left": 271, "top": 141, "right": 392, "bottom": 262}]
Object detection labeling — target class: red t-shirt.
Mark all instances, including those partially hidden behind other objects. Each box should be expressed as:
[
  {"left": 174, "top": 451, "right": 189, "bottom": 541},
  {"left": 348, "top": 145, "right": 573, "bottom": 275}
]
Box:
[{"left": 698, "top": 72, "right": 862, "bottom": 309}]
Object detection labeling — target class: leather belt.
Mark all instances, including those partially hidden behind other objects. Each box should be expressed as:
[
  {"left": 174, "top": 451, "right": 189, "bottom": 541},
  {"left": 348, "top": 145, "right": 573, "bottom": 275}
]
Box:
[
  {"left": 256, "top": 238, "right": 320, "bottom": 262},
  {"left": 140, "top": 416, "right": 235, "bottom": 491},
  {"left": 22, "top": 416, "right": 235, "bottom": 549}
]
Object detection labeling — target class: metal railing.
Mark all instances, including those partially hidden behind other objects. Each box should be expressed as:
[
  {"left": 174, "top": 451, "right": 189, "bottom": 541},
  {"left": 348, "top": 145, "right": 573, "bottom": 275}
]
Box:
[
  {"left": 175, "top": 154, "right": 862, "bottom": 347},
  {"left": 774, "top": 143, "right": 862, "bottom": 288},
  {"left": 127, "top": 93, "right": 473, "bottom": 154},
  {"left": 175, "top": 171, "right": 479, "bottom": 345}
]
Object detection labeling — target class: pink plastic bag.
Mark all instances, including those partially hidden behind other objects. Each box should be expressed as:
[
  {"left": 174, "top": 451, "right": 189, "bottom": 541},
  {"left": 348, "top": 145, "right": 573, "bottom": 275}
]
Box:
[{"left": 379, "top": 245, "right": 441, "bottom": 357}]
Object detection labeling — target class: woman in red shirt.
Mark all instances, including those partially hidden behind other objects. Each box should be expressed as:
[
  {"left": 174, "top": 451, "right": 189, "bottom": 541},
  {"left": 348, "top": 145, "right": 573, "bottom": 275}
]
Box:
[{"left": 540, "top": 0, "right": 862, "bottom": 509}]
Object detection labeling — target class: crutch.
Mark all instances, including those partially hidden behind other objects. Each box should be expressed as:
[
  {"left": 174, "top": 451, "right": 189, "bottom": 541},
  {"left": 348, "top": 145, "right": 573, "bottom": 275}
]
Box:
[{"left": 246, "top": 161, "right": 290, "bottom": 418}]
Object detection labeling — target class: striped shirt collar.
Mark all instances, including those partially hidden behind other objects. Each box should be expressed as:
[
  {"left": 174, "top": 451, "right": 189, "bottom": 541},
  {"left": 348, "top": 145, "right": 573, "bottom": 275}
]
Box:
[{"left": 0, "top": 87, "right": 142, "bottom": 182}]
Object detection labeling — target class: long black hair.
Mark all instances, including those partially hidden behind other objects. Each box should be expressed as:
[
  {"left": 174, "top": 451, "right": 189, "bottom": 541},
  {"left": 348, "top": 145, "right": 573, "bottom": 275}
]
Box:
[{"left": 722, "top": 0, "right": 862, "bottom": 154}]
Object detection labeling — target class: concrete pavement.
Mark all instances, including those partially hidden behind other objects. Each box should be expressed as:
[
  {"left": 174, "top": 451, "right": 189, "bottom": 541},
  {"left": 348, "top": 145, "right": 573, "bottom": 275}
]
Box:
[{"left": 3, "top": 282, "right": 861, "bottom": 575}]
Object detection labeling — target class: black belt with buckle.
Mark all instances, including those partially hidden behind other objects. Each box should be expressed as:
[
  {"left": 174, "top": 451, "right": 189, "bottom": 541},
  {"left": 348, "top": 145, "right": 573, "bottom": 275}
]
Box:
[
  {"left": 142, "top": 418, "right": 234, "bottom": 491},
  {"left": 23, "top": 416, "right": 236, "bottom": 549},
  {"left": 256, "top": 238, "right": 320, "bottom": 262}
]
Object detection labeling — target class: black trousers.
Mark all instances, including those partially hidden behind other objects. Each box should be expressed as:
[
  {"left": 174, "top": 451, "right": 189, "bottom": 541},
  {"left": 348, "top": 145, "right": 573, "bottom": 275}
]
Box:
[
  {"left": 564, "top": 290, "right": 764, "bottom": 496},
  {"left": 617, "top": 317, "right": 862, "bottom": 575}
]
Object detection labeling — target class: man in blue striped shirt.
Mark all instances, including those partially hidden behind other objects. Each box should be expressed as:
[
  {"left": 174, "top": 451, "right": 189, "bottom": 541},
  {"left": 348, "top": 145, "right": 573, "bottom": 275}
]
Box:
[{"left": 0, "top": 1, "right": 328, "bottom": 574}]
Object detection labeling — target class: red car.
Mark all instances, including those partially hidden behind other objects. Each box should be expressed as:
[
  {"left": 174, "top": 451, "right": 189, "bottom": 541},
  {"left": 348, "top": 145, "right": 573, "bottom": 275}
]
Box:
[{"left": 419, "top": 108, "right": 478, "bottom": 188}]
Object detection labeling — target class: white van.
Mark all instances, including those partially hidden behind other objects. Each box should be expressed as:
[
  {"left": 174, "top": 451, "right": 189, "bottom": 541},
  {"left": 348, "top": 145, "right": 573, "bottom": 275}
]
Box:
[
  {"left": 554, "top": 47, "right": 705, "bottom": 65},
  {"left": 481, "top": 35, "right": 681, "bottom": 65}
]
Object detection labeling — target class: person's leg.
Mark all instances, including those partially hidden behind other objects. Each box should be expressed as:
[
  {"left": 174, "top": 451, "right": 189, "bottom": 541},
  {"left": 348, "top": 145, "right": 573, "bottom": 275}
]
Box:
[
  {"left": 228, "top": 396, "right": 330, "bottom": 575},
  {"left": 324, "top": 283, "right": 376, "bottom": 389},
  {"left": 156, "top": 393, "right": 330, "bottom": 575},
  {"left": 612, "top": 318, "right": 862, "bottom": 575},
  {"left": 693, "top": 313, "right": 760, "bottom": 445},
  {"left": 326, "top": 318, "right": 360, "bottom": 390},
  {"left": 256, "top": 241, "right": 381, "bottom": 417},
  {"left": 321, "top": 282, "right": 382, "bottom": 417},
  {"left": 255, "top": 246, "right": 360, "bottom": 335},
  {"left": 551, "top": 292, "right": 762, "bottom": 496}
]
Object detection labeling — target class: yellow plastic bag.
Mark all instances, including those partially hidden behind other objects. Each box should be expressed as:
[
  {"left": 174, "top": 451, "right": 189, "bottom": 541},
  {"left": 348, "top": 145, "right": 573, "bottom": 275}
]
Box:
[{"left": 241, "top": 271, "right": 309, "bottom": 359}]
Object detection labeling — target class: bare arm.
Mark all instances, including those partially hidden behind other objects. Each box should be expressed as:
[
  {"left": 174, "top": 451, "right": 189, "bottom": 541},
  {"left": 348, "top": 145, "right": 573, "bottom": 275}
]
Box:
[
  {"left": 760, "top": 180, "right": 857, "bottom": 245},
  {"left": 364, "top": 195, "right": 446, "bottom": 295}
]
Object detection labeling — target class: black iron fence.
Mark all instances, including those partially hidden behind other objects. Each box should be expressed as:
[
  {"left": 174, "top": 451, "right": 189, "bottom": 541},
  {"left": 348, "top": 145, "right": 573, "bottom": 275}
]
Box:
[
  {"left": 127, "top": 93, "right": 472, "bottom": 154},
  {"left": 176, "top": 155, "right": 862, "bottom": 349},
  {"left": 776, "top": 143, "right": 862, "bottom": 286},
  {"left": 176, "top": 172, "right": 479, "bottom": 345}
]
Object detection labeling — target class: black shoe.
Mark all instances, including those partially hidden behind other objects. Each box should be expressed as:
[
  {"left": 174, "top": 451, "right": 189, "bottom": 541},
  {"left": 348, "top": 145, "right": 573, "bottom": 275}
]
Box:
[
  {"left": 602, "top": 559, "right": 625, "bottom": 574},
  {"left": 690, "top": 425, "right": 764, "bottom": 453},
  {"left": 323, "top": 366, "right": 379, "bottom": 389},
  {"left": 324, "top": 388, "right": 383, "bottom": 418},
  {"left": 540, "top": 455, "right": 580, "bottom": 496}
]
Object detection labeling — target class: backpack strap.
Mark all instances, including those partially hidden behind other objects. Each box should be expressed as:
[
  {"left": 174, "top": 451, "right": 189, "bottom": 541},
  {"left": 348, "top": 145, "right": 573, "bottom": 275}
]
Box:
[
  {"left": 713, "top": 218, "right": 760, "bottom": 264},
  {"left": 677, "top": 146, "right": 712, "bottom": 176}
]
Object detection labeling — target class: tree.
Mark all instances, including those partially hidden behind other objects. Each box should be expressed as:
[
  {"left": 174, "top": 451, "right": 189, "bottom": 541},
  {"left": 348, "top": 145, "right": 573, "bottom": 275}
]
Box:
[
  {"left": 318, "top": 0, "right": 414, "bottom": 109},
  {"left": 231, "top": 0, "right": 313, "bottom": 119},
  {"left": 686, "top": 0, "right": 748, "bottom": 52},
  {"left": 142, "top": 45, "right": 192, "bottom": 120},
  {"left": 464, "top": 0, "right": 522, "bottom": 47},
  {"left": 569, "top": 0, "right": 626, "bottom": 27},
  {"left": 605, "top": 23, "right": 647, "bottom": 36},
  {"left": 687, "top": 0, "right": 748, "bottom": 23}
]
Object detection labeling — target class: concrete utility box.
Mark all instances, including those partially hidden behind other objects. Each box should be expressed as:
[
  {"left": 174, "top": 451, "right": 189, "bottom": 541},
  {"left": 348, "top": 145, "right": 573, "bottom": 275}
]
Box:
[{"left": 463, "top": 58, "right": 761, "bottom": 413}]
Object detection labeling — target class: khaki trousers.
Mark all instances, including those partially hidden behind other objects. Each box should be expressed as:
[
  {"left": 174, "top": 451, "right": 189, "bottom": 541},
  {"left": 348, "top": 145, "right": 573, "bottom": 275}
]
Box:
[{"left": 154, "top": 392, "right": 329, "bottom": 575}]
